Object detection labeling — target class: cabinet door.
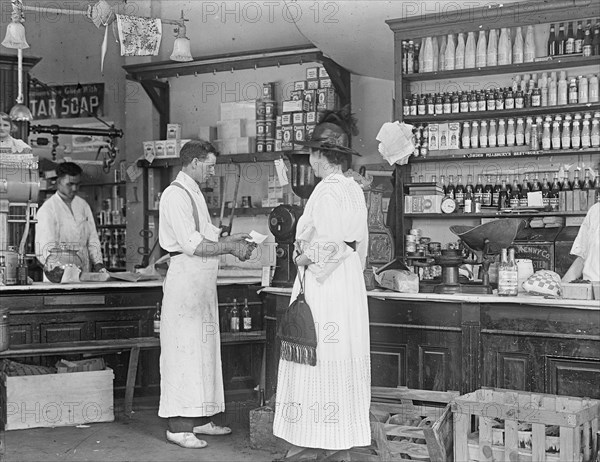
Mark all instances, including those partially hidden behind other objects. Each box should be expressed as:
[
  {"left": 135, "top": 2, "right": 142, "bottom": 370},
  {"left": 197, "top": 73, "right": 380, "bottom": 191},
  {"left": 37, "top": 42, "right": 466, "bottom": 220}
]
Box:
[{"left": 546, "top": 357, "right": 600, "bottom": 399}]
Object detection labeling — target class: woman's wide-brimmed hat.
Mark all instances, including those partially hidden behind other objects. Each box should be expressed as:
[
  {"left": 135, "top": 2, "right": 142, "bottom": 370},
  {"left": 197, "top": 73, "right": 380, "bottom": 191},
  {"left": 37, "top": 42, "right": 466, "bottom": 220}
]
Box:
[{"left": 296, "top": 121, "right": 361, "bottom": 156}]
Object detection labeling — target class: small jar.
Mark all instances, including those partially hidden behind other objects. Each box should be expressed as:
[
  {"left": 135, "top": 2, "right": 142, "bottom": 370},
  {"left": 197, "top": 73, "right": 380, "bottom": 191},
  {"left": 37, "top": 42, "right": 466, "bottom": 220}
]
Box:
[
  {"left": 417, "top": 94, "right": 427, "bottom": 115},
  {"left": 460, "top": 92, "right": 469, "bottom": 113},
  {"left": 477, "top": 92, "right": 487, "bottom": 111},
  {"left": 443, "top": 93, "right": 452, "bottom": 114},
  {"left": 495, "top": 89, "right": 505, "bottom": 110},
  {"left": 426, "top": 93, "right": 435, "bottom": 115},
  {"left": 435, "top": 94, "right": 444, "bottom": 114},
  {"left": 505, "top": 89, "right": 515, "bottom": 109},
  {"left": 468, "top": 92, "right": 478, "bottom": 112},
  {"left": 486, "top": 91, "right": 495, "bottom": 111},
  {"left": 451, "top": 92, "right": 460, "bottom": 113}
]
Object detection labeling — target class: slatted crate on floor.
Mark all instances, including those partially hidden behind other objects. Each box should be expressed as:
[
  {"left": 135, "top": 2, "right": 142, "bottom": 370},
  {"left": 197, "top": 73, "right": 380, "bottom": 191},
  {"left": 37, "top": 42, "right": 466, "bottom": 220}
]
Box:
[
  {"left": 349, "top": 386, "right": 460, "bottom": 462},
  {"left": 452, "top": 388, "right": 600, "bottom": 462}
]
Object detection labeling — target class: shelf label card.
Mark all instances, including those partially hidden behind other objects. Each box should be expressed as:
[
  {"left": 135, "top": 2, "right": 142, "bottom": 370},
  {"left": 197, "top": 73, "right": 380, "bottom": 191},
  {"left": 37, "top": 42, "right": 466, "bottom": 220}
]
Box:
[{"left": 274, "top": 159, "right": 289, "bottom": 186}]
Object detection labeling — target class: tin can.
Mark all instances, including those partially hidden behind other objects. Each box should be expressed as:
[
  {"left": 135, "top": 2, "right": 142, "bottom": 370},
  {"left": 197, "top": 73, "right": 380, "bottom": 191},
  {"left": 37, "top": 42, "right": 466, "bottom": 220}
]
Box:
[
  {"left": 256, "top": 102, "right": 266, "bottom": 119},
  {"left": 264, "top": 100, "right": 276, "bottom": 119},
  {"left": 263, "top": 82, "right": 276, "bottom": 100},
  {"left": 428, "top": 242, "right": 442, "bottom": 253},
  {"left": 405, "top": 234, "right": 417, "bottom": 242},
  {"left": 405, "top": 241, "right": 417, "bottom": 253},
  {"left": 256, "top": 140, "right": 266, "bottom": 152},
  {"left": 256, "top": 120, "right": 267, "bottom": 136},
  {"left": 265, "top": 120, "right": 276, "bottom": 137},
  {"left": 265, "top": 138, "right": 275, "bottom": 152}
]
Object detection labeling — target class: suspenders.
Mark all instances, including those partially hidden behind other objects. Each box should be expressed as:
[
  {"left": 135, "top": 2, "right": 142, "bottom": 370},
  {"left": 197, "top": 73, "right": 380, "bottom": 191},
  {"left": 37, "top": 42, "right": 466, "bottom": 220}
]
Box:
[{"left": 171, "top": 181, "right": 200, "bottom": 232}]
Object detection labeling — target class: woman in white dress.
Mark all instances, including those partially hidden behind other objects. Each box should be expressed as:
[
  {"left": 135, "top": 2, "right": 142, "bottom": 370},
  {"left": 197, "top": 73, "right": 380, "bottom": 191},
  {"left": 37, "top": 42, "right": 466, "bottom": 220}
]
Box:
[{"left": 273, "top": 111, "right": 371, "bottom": 461}]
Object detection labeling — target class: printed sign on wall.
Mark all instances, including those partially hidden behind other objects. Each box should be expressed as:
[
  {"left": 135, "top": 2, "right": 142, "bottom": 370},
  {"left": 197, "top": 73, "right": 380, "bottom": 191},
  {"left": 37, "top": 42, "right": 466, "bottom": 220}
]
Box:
[{"left": 29, "top": 83, "right": 104, "bottom": 119}]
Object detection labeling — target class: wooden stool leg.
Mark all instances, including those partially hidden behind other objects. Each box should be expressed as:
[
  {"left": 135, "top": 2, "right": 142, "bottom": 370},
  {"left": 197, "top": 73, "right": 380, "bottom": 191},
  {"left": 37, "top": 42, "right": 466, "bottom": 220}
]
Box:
[{"left": 125, "top": 346, "right": 140, "bottom": 417}]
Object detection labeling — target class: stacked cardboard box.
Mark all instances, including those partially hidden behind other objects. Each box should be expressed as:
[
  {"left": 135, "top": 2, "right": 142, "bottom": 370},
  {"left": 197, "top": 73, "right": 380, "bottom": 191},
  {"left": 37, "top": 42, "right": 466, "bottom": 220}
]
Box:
[
  {"left": 142, "top": 123, "right": 191, "bottom": 161},
  {"left": 215, "top": 101, "right": 257, "bottom": 154}
]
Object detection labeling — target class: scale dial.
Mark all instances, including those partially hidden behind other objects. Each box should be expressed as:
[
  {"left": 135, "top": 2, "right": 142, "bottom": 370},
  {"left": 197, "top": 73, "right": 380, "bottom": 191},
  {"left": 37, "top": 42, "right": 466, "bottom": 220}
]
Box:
[{"left": 441, "top": 196, "right": 457, "bottom": 214}]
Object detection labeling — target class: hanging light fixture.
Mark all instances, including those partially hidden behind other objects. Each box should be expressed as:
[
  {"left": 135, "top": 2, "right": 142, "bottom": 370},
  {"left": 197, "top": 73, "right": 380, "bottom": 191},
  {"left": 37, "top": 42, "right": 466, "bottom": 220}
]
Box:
[
  {"left": 2, "top": 0, "right": 33, "bottom": 122},
  {"left": 170, "top": 11, "right": 192, "bottom": 62}
]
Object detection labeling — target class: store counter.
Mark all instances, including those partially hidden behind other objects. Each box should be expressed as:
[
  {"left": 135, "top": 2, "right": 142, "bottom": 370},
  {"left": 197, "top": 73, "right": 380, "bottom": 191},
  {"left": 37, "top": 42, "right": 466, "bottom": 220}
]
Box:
[{"left": 260, "top": 287, "right": 600, "bottom": 400}]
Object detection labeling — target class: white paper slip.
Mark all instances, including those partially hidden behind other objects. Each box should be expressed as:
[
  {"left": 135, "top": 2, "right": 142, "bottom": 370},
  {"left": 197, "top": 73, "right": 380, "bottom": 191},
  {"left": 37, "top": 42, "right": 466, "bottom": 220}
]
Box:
[
  {"left": 274, "top": 158, "right": 289, "bottom": 186},
  {"left": 247, "top": 230, "right": 268, "bottom": 244},
  {"left": 527, "top": 190, "right": 544, "bottom": 207}
]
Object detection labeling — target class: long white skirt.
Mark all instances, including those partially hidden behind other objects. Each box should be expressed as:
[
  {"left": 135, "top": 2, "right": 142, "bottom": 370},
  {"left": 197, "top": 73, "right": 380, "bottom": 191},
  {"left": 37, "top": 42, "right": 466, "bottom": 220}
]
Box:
[{"left": 273, "top": 252, "right": 371, "bottom": 450}]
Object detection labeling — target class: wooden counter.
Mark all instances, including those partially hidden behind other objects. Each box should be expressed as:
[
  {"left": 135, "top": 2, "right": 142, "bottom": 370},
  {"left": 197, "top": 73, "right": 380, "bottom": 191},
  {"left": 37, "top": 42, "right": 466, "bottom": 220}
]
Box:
[
  {"left": 260, "top": 288, "right": 600, "bottom": 400},
  {"left": 1, "top": 278, "right": 264, "bottom": 399}
]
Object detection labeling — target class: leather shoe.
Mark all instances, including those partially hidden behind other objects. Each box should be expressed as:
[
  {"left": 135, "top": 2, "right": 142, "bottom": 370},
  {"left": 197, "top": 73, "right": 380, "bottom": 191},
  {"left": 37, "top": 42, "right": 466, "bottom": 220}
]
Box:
[
  {"left": 166, "top": 430, "right": 207, "bottom": 449},
  {"left": 193, "top": 422, "right": 232, "bottom": 436}
]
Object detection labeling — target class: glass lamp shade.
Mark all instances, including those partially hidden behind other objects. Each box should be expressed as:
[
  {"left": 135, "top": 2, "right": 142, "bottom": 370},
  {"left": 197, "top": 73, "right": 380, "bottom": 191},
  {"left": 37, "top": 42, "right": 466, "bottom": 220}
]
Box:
[
  {"left": 170, "top": 37, "right": 192, "bottom": 62},
  {"left": 9, "top": 103, "right": 34, "bottom": 122},
  {"left": 2, "top": 21, "right": 29, "bottom": 49}
]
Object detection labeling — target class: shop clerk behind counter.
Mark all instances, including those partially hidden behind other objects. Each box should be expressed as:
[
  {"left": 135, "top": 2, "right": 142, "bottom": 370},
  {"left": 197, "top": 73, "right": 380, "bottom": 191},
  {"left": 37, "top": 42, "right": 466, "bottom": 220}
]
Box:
[{"left": 35, "top": 162, "right": 106, "bottom": 274}]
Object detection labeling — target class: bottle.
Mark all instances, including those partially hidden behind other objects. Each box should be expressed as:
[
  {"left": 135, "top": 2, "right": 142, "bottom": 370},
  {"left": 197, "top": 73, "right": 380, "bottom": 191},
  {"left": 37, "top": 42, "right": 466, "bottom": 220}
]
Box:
[
  {"left": 515, "top": 90, "right": 524, "bottom": 109},
  {"left": 482, "top": 175, "right": 494, "bottom": 207},
  {"left": 464, "top": 31, "right": 476, "bottom": 68},
  {"left": 524, "top": 116, "right": 533, "bottom": 146},
  {"left": 16, "top": 254, "right": 28, "bottom": 285},
  {"left": 487, "top": 28, "right": 498, "bottom": 66},
  {"left": 461, "top": 121, "right": 471, "bottom": 149},
  {"left": 474, "top": 174, "right": 484, "bottom": 205},
  {"left": 417, "top": 94, "right": 427, "bottom": 115},
  {"left": 402, "top": 41, "right": 409, "bottom": 74},
  {"left": 520, "top": 175, "right": 530, "bottom": 207},
  {"left": 495, "top": 88, "right": 505, "bottom": 110},
  {"left": 468, "top": 91, "right": 478, "bottom": 112},
  {"left": 488, "top": 119, "right": 497, "bottom": 147},
  {"left": 530, "top": 123, "right": 540, "bottom": 150},
  {"left": 443, "top": 93, "right": 452, "bottom": 114},
  {"left": 524, "top": 25, "right": 536, "bottom": 62},
  {"left": 581, "top": 119, "right": 591, "bottom": 148},
  {"left": 479, "top": 120, "right": 488, "bottom": 147},
  {"left": 593, "top": 21, "right": 600, "bottom": 56},
  {"left": 579, "top": 75, "right": 589, "bottom": 104},
  {"left": 440, "top": 174, "right": 447, "bottom": 195},
  {"left": 446, "top": 175, "right": 456, "bottom": 200},
  {"left": 515, "top": 118, "right": 525, "bottom": 146},
  {"left": 498, "top": 27, "right": 511, "bottom": 65},
  {"left": 455, "top": 32, "right": 466, "bottom": 69},
  {"left": 416, "top": 40, "right": 423, "bottom": 73},
  {"left": 568, "top": 78, "right": 579, "bottom": 104},
  {"left": 242, "top": 298, "right": 252, "bottom": 331},
  {"left": 230, "top": 298, "right": 240, "bottom": 333},
  {"left": 572, "top": 170, "right": 582, "bottom": 190},
  {"left": 445, "top": 33, "right": 455, "bottom": 70},
  {"left": 498, "top": 179, "right": 510, "bottom": 209},
  {"left": 562, "top": 114, "right": 572, "bottom": 150},
  {"left": 153, "top": 302, "right": 161, "bottom": 338},
  {"left": 460, "top": 91, "right": 469, "bottom": 113},
  {"left": 542, "top": 120, "right": 552, "bottom": 150},
  {"left": 423, "top": 37, "right": 434, "bottom": 72},
  {"left": 414, "top": 42, "right": 421, "bottom": 74},
  {"left": 562, "top": 172, "right": 572, "bottom": 192},
  {"left": 594, "top": 169, "right": 600, "bottom": 203},
  {"left": 506, "top": 118, "right": 516, "bottom": 146},
  {"left": 557, "top": 23, "right": 566, "bottom": 55},
  {"left": 513, "top": 26, "right": 524, "bottom": 63},
  {"left": 497, "top": 119, "right": 506, "bottom": 147},
  {"left": 470, "top": 120, "right": 479, "bottom": 148},
  {"left": 426, "top": 93, "right": 434, "bottom": 115},
  {"left": 0, "top": 255, "right": 6, "bottom": 285},
  {"left": 591, "top": 118, "right": 600, "bottom": 147},
  {"left": 583, "top": 20, "right": 593, "bottom": 56},
  {"left": 498, "top": 248, "right": 519, "bottom": 296},
  {"left": 589, "top": 74, "right": 599, "bottom": 103},
  {"left": 505, "top": 88, "right": 514, "bottom": 109},
  {"left": 451, "top": 92, "right": 460, "bottom": 113},
  {"left": 548, "top": 76, "right": 558, "bottom": 106},
  {"left": 477, "top": 91, "right": 486, "bottom": 112},
  {"left": 432, "top": 36, "right": 439, "bottom": 71},
  {"left": 510, "top": 177, "right": 521, "bottom": 208},
  {"left": 575, "top": 21, "right": 584, "bottom": 53},
  {"left": 455, "top": 175, "right": 465, "bottom": 207},
  {"left": 541, "top": 173, "right": 551, "bottom": 208},
  {"left": 582, "top": 170, "right": 593, "bottom": 190},
  {"left": 571, "top": 114, "right": 581, "bottom": 149},
  {"left": 464, "top": 175, "right": 474, "bottom": 213},
  {"left": 540, "top": 72, "right": 549, "bottom": 107},
  {"left": 486, "top": 90, "right": 495, "bottom": 111},
  {"left": 407, "top": 41, "right": 414, "bottom": 74},
  {"left": 435, "top": 93, "right": 443, "bottom": 115},
  {"left": 551, "top": 117, "right": 562, "bottom": 150},
  {"left": 565, "top": 22, "right": 575, "bottom": 54},
  {"left": 548, "top": 23, "right": 557, "bottom": 56},
  {"left": 531, "top": 87, "right": 541, "bottom": 107},
  {"left": 438, "top": 35, "right": 447, "bottom": 71},
  {"left": 476, "top": 30, "right": 487, "bottom": 67},
  {"left": 531, "top": 173, "right": 541, "bottom": 192},
  {"left": 550, "top": 172, "right": 561, "bottom": 210}
]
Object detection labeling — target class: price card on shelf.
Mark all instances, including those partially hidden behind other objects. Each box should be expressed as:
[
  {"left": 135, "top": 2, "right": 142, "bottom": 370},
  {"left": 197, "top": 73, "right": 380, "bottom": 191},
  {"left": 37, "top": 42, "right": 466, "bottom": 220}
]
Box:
[{"left": 274, "top": 158, "right": 289, "bottom": 186}]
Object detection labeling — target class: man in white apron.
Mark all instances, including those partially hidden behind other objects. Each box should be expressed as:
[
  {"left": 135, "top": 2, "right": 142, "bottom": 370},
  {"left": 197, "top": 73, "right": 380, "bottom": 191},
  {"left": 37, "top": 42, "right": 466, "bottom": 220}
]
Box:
[
  {"left": 35, "top": 162, "right": 105, "bottom": 274},
  {"left": 158, "top": 139, "right": 255, "bottom": 449}
]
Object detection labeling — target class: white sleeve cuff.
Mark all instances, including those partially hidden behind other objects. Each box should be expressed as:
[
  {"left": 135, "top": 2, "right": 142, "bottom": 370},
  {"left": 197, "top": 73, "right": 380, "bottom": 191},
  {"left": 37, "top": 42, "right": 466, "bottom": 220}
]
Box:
[{"left": 182, "top": 232, "right": 204, "bottom": 255}]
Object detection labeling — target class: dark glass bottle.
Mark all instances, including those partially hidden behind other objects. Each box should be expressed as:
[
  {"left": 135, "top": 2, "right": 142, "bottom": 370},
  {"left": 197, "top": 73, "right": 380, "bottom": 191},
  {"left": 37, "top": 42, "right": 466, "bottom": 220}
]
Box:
[
  {"left": 548, "top": 23, "right": 557, "bottom": 56},
  {"left": 505, "top": 89, "right": 515, "bottom": 109},
  {"left": 407, "top": 41, "right": 415, "bottom": 74},
  {"left": 583, "top": 20, "right": 593, "bottom": 56},
  {"left": 451, "top": 92, "right": 460, "bottom": 113},
  {"left": 562, "top": 173, "right": 571, "bottom": 192},
  {"left": 498, "top": 179, "right": 510, "bottom": 210},
  {"left": 460, "top": 92, "right": 469, "bottom": 113},
  {"left": 426, "top": 93, "right": 435, "bottom": 115},
  {"left": 439, "top": 174, "right": 447, "bottom": 195},
  {"left": 572, "top": 170, "right": 582, "bottom": 190},
  {"left": 531, "top": 173, "right": 541, "bottom": 192},
  {"left": 565, "top": 21, "right": 575, "bottom": 54},
  {"left": 483, "top": 175, "right": 494, "bottom": 207},
  {"left": 17, "top": 255, "right": 28, "bottom": 285},
  {"left": 557, "top": 22, "right": 566, "bottom": 55},
  {"left": 455, "top": 175, "right": 465, "bottom": 207},
  {"left": 153, "top": 303, "right": 161, "bottom": 338},
  {"left": 575, "top": 20, "right": 584, "bottom": 53},
  {"left": 435, "top": 94, "right": 443, "bottom": 114},
  {"left": 592, "top": 20, "right": 600, "bottom": 55},
  {"left": 582, "top": 170, "right": 593, "bottom": 191},
  {"left": 413, "top": 42, "right": 420, "bottom": 73},
  {"left": 443, "top": 93, "right": 452, "bottom": 114},
  {"left": 550, "top": 173, "right": 561, "bottom": 211},
  {"left": 446, "top": 175, "right": 456, "bottom": 200},
  {"left": 541, "top": 173, "right": 551, "bottom": 209},
  {"left": 418, "top": 94, "right": 427, "bottom": 115},
  {"left": 510, "top": 178, "right": 521, "bottom": 208},
  {"left": 464, "top": 177, "right": 474, "bottom": 213},
  {"left": 474, "top": 174, "right": 484, "bottom": 204},
  {"left": 520, "top": 175, "right": 531, "bottom": 207},
  {"left": 492, "top": 174, "right": 502, "bottom": 207}
]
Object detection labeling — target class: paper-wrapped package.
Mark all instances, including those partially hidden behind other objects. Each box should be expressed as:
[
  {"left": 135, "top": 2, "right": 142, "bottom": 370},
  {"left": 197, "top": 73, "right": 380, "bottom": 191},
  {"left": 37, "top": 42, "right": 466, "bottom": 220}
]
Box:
[{"left": 374, "top": 269, "right": 419, "bottom": 293}]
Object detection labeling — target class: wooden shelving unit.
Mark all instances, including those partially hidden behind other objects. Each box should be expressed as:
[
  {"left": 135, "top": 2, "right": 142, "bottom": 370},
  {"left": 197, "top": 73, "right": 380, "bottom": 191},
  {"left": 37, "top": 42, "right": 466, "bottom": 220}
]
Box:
[
  {"left": 406, "top": 211, "right": 588, "bottom": 219},
  {"left": 410, "top": 148, "right": 599, "bottom": 163}
]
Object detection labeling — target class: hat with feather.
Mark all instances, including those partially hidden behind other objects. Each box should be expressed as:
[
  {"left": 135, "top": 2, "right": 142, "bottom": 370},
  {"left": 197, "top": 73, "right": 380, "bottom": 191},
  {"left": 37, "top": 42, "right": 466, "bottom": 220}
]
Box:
[{"left": 296, "top": 105, "right": 361, "bottom": 156}]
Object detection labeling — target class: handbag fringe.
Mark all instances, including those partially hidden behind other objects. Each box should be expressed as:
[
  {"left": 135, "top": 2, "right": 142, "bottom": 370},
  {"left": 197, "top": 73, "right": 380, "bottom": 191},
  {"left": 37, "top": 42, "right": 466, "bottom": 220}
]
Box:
[{"left": 280, "top": 339, "right": 317, "bottom": 366}]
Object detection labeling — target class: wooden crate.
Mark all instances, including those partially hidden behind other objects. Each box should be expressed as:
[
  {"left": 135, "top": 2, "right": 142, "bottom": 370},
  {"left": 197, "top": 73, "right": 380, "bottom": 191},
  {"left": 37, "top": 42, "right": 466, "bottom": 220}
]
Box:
[
  {"left": 2, "top": 368, "right": 114, "bottom": 430},
  {"left": 349, "top": 386, "right": 460, "bottom": 462},
  {"left": 452, "top": 388, "right": 600, "bottom": 462}
]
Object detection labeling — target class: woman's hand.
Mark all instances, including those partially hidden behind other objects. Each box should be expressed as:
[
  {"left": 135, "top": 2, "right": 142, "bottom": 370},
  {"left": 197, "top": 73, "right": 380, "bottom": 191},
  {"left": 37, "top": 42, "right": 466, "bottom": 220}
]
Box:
[{"left": 294, "top": 252, "right": 312, "bottom": 267}]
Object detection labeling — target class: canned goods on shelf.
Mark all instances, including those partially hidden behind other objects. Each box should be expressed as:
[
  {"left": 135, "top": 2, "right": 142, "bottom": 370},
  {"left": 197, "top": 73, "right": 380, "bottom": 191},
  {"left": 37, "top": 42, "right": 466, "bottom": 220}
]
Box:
[
  {"left": 256, "top": 102, "right": 266, "bottom": 118},
  {"left": 263, "top": 82, "right": 276, "bottom": 100},
  {"left": 405, "top": 234, "right": 417, "bottom": 242},
  {"left": 264, "top": 101, "right": 276, "bottom": 119},
  {"left": 265, "top": 138, "right": 275, "bottom": 152},
  {"left": 405, "top": 242, "right": 417, "bottom": 253},
  {"left": 419, "top": 237, "right": 431, "bottom": 245},
  {"left": 265, "top": 120, "right": 276, "bottom": 137},
  {"left": 256, "top": 120, "right": 267, "bottom": 136}
]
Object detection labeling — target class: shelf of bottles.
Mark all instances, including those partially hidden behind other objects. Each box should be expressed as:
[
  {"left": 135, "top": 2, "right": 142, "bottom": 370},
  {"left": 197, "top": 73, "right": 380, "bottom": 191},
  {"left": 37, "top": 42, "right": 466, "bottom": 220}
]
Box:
[
  {"left": 408, "top": 168, "right": 599, "bottom": 218},
  {"left": 219, "top": 298, "right": 262, "bottom": 335},
  {"left": 97, "top": 184, "right": 127, "bottom": 271}
]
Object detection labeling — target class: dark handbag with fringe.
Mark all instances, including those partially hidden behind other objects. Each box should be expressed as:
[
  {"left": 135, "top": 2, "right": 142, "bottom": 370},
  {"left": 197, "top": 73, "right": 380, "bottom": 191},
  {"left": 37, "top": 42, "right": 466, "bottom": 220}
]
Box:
[{"left": 276, "top": 267, "right": 317, "bottom": 366}]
